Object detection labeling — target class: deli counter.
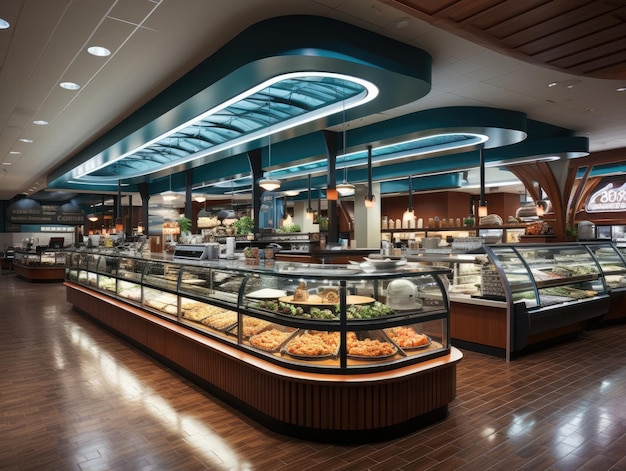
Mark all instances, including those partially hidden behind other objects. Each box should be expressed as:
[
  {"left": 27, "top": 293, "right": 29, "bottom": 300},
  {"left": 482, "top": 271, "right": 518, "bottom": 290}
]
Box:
[
  {"left": 64, "top": 249, "right": 461, "bottom": 442},
  {"left": 410, "top": 241, "right": 626, "bottom": 360}
]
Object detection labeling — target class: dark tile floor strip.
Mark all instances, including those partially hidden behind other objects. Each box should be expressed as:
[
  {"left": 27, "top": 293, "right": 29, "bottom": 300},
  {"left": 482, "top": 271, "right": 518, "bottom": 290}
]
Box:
[{"left": 1, "top": 274, "right": 625, "bottom": 470}]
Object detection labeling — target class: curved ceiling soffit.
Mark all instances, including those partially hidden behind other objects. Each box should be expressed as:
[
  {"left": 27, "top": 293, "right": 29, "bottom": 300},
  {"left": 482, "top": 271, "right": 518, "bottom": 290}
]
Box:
[
  {"left": 46, "top": 15, "right": 432, "bottom": 192},
  {"left": 190, "top": 107, "right": 587, "bottom": 196},
  {"left": 382, "top": 0, "right": 626, "bottom": 80}
]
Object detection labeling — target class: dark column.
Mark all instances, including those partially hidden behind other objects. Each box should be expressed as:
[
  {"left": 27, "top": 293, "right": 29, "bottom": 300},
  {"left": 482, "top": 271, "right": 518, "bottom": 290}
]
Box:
[
  {"left": 247, "top": 148, "right": 263, "bottom": 234},
  {"left": 323, "top": 130, "right": 339, "bottom": 244}
]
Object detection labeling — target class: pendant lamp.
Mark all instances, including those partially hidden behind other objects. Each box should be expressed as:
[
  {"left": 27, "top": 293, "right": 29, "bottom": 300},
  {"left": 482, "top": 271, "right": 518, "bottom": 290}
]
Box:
[
  {"left": 536, "top": 184, "right": 545, "bottom": 217},
  {"left": 258, "top": 86, "right": 281, "bottom": 191},
  {"left": 161, "top": 139, "right": 178, "bottom": 201},
  {"left": 306, "top": 174, "right": 314, "bottom": 219},
  {"left": 364, "top": 145, "right": 376, "bottom": 208},
  {"left": 336, "top": 88, "right": 355, "bottom": 197},
  {"left": 88, "top": 204, "right": 98, "bottom": 222},
  {"left": 402, "top": 175, "right": 414, "bottom": 228},
  {"left": 478, "top": 146, "right": 488, "bottom": 217},
  {"left": 337, "top": 167, "right": 355, "bottom": 196}
]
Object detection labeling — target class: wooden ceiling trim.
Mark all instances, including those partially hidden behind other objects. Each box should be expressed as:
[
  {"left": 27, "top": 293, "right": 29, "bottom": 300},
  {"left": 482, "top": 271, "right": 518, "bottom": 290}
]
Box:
[
  {"left": 552, "top": 43, "right": 626, "bottom": 72},
  {"left": 518, "top": 20, "right": 626, "bottom": 62},
  {"left": 488, "top": 3, "right": 619, "bottom": 48},
  {"left": 382, "top": 0, "right": 626, "bottom": 79},
  {"left": 485, "top": 0, "right": 594, "bottom": 42},
  {"left": 454, "top": 0, "right": 548, "bottom": 29}
]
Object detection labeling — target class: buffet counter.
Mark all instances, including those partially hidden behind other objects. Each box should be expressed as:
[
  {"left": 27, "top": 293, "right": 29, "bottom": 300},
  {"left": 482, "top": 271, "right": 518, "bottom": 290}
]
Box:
[{"left": 64, "top": 249, "right": 461, "bottom": 442}]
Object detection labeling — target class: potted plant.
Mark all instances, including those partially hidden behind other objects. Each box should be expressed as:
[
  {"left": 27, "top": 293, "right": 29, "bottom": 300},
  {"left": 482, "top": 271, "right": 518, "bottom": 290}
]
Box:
[{"left": 233, "top": 216, "right": 254, "bottom": 235}]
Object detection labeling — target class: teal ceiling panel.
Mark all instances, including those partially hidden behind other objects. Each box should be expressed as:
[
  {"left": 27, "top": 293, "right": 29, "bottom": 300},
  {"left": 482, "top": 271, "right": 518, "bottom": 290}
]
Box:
[{"left": 47, "top": 15, "right": 432, "bottom": 193}]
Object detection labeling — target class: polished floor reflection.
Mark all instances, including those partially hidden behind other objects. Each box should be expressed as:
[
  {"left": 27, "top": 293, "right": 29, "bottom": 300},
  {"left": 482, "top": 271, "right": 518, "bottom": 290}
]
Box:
[{"left": 1, "top": 273, "right": 625, "bottom": 471}]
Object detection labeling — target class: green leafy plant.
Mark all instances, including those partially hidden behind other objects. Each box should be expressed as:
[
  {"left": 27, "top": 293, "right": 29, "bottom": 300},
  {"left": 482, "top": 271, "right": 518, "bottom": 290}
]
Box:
[
  {"left": 233, "top": 216, "right": 254, "bottom": 235},
  {"left": 177, "top": 216, "right": 192, "bottom": 233},
  {"left": 278, "top": 223, "right": 301, "bottom": 233}
]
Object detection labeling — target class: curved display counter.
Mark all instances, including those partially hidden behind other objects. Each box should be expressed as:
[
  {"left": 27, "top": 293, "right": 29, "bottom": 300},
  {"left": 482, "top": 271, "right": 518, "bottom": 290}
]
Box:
[
  {"left": 410, "top": 241, "right": 626, "bottom": 360},
  {"left": 64, "top": 249, "right": 461, "bottom": 442}
]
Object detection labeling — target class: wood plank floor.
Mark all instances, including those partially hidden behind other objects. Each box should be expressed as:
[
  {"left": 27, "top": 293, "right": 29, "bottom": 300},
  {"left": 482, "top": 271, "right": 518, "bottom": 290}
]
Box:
[{"left": 1, "top": 273, "right": 625, "bottom": 471}]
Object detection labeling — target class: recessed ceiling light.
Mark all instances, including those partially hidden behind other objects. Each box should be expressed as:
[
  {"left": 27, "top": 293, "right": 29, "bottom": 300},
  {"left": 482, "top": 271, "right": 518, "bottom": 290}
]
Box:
[
  {"left": 395, "top": 17, "right": 410, "bottom": 28},
  {"left": 618, "top": 86, "right": 626, "bottom": 92},
  {"left": 0, "top": 18, "right": 9, "bottom": 29},
  {"left": 19, "top": 138, "right": 33, "bottom": 143},
  {"left": 9, "top": 151, "right": 21, "bottom": 155},
  {"left": 548, "top": 79, "right": 582, "bottom": 89},
  {"left": 87, "top": 45, "right": 111, "bottom": 57},
  {"left": 2, "top": 162, "right": 11, "bottom": 165},
  {"left": 60, "top": 81, "right": 80, "bottom": 90},
  {"left": 33, "top": 120, "right": 48, "bottom": 125}
]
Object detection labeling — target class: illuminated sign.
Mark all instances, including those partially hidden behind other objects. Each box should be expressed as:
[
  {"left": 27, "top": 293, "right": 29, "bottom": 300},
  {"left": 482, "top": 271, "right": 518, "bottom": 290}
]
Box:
[{"left": 586, "top": 182, "right": 626, "bottom": 212}]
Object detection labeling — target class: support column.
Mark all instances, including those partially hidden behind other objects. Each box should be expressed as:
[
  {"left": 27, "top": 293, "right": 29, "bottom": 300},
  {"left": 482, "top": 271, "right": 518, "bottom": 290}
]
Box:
[{"left": 353, "top": 182, "right": 381, "bottom": 249}]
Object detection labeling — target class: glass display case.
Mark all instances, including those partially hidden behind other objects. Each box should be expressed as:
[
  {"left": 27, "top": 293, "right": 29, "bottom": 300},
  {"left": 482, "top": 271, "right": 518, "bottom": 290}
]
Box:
[
  {"left": 14, "top": 249, "right": 66, "bottom": 267},
  {"left": 13, "top": 249, "right": 67, "bottom": 281},
  {"left": 482, "top": 243, "right": 615, "bottom": 355},
  {"left": 65, "top": 250, "right": 452, "bottom": 372},
  {"left": 406, "top": 242, "right": 625, "bottom": 360}
]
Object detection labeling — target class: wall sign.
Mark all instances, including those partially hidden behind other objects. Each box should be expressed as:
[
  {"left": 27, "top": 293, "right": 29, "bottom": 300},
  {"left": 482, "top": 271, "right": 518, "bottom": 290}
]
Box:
[
  {"left": 586, "top": 182, "right": 626, "bottom": 212},
  {"left": 6, "top": 198, "right": 85, "bottom": 225}
]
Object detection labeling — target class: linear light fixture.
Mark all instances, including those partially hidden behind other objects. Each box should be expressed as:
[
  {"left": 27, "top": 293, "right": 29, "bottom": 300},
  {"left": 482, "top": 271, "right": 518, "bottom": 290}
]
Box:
[{"left": 72, "top": 72, "right": 378, "bottom": 181}]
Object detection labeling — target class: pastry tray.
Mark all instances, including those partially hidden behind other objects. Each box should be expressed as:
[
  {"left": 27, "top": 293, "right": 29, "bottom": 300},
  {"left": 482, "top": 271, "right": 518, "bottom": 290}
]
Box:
[
  {"left": 384, "top": 326, "right": 432, "bottom": 350},
  {"left": 282, "top": 330, "right": 341, "bottom": 360},
  {"left": 246, "top": 326, "right": 299, "bottom": 352},
  {"left": 346, "top": 330, "right": 399, "bottom": 359}
]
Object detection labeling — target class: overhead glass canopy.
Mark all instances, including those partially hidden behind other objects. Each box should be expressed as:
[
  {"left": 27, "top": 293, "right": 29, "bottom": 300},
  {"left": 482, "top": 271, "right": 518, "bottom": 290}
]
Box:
[{"left": 72, "top": 72, "right": 377, "bottom": 182}]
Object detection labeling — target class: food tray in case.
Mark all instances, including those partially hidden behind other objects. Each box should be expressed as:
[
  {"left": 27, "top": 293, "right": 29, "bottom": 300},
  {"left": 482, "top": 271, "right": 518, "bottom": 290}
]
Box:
[
  {"left": 200, "top": 310, "right": 238, "bottom": 331},
  {"left": 247, "top": 326, "right": 299, "bottom": 353},
  {"left": 346, "top": 330, "right": 398, "bottom": 359},
  {"left": 282, "top": 330, "right": 340, "bottom": 360},
  {"left": 384, "top": 326, "right": 431, "bottom": 350}
]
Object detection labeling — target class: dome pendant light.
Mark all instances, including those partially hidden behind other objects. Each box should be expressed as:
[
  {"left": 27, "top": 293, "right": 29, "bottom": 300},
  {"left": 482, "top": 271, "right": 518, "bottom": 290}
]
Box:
[
  {"left": 402, "top": 175, "right": 415, "bottom": 228},
  {"left": 536, "top": 183, "right": 546, "bottom": 217},
  {"left": 364, "top": 145, "right": 376, "bottom": 208},
  {"left": 259, "top": 86, "right": 281, "bottom": 192},
  {"left": 477, "top": 146, "right": 488, "bottom": 218},
  {"left": 336, "top": 87, "right": 354, "bottom": 197},
  {"left": 306, "top": 174, "right": 314, "bottom": 220},
  {"left": 161, "top": 138, "right": 178, "bottom": 201}
]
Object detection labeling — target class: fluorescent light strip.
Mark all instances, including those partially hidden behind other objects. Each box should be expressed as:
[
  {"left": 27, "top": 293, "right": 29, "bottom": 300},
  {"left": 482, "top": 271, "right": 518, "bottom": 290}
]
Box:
[
  {"left": 72, "top": 72, "right": 378, "bottom": 180},
  {"left": 274, "top": 133, "right": 489, "bottom": 179}
]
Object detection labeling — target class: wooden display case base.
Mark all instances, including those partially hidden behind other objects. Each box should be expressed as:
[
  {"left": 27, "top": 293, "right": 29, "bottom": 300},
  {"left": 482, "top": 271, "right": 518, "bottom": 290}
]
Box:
[
  {"left": 13, "top": 262, "right": 65, "bottom": 282},
  {"left": 65, "top": 282, "right": 462, "bottom": 443}
]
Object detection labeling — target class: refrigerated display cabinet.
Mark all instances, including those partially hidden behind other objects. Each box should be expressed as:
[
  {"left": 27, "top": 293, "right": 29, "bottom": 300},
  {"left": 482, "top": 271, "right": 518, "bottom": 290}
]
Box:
[{"left": 64, "top": 249, "right": 461, "bottom": 441}]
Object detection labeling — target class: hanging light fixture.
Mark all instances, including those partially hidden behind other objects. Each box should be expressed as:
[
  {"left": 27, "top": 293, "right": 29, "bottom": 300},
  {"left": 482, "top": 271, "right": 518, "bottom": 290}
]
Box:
[
  {"left": 478, "top": 145, "right": 488, "bottom": 217},
  {"left": 259, "top": 86, "right": 281, "bottom": 192},
  {"left": 87, "top": 204, "right": 98, "bottom": 222},
  {"left": 115, "top": 180, "right": 123, "bottom": 233},
  {"left": 336, "top": 86, "right": 354, "bottom": 197},
  {"left": 306, "top": 174, "right": 314, "bottom": 219},
  {"left": 364, "top": 145, "right": 376, "bottom": 208},
  {"left": 161, "top": 138, "right": 178, "bottom": 201},
  {"left": 536, "top": 183, "right": 546, "bottom": 217},
  {"left": 402, "top": 175, "right": 414, "bottom": 228}
]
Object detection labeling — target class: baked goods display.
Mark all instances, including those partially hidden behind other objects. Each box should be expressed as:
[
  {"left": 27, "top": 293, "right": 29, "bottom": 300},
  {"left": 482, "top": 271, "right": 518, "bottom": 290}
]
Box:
[
  {"left": 248, "top": 328, "right": 295, "bottom": 351},
  {"left": 346, "top": 332, "right": 397, "bottom": 357},
  {"left": 230, "top": 317, "right": 271, "bottom": 337},
  {"left": 181, "top": 301, "right": 226, "bottom": 322},
  {"left": 285, "top": 331, "right": 340, "bottom": 357},
  {"left": 385, "top": 326, "right": 430, "bottom": 349},
  {"left": 319, "top": 288, "right": 339, "bottom": 304},
  {"left": 293, "top": 282, "right": 310, "bottom": 302},
  {"left": 201, "top": 310, "right": 238, "bottom": 330}
]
